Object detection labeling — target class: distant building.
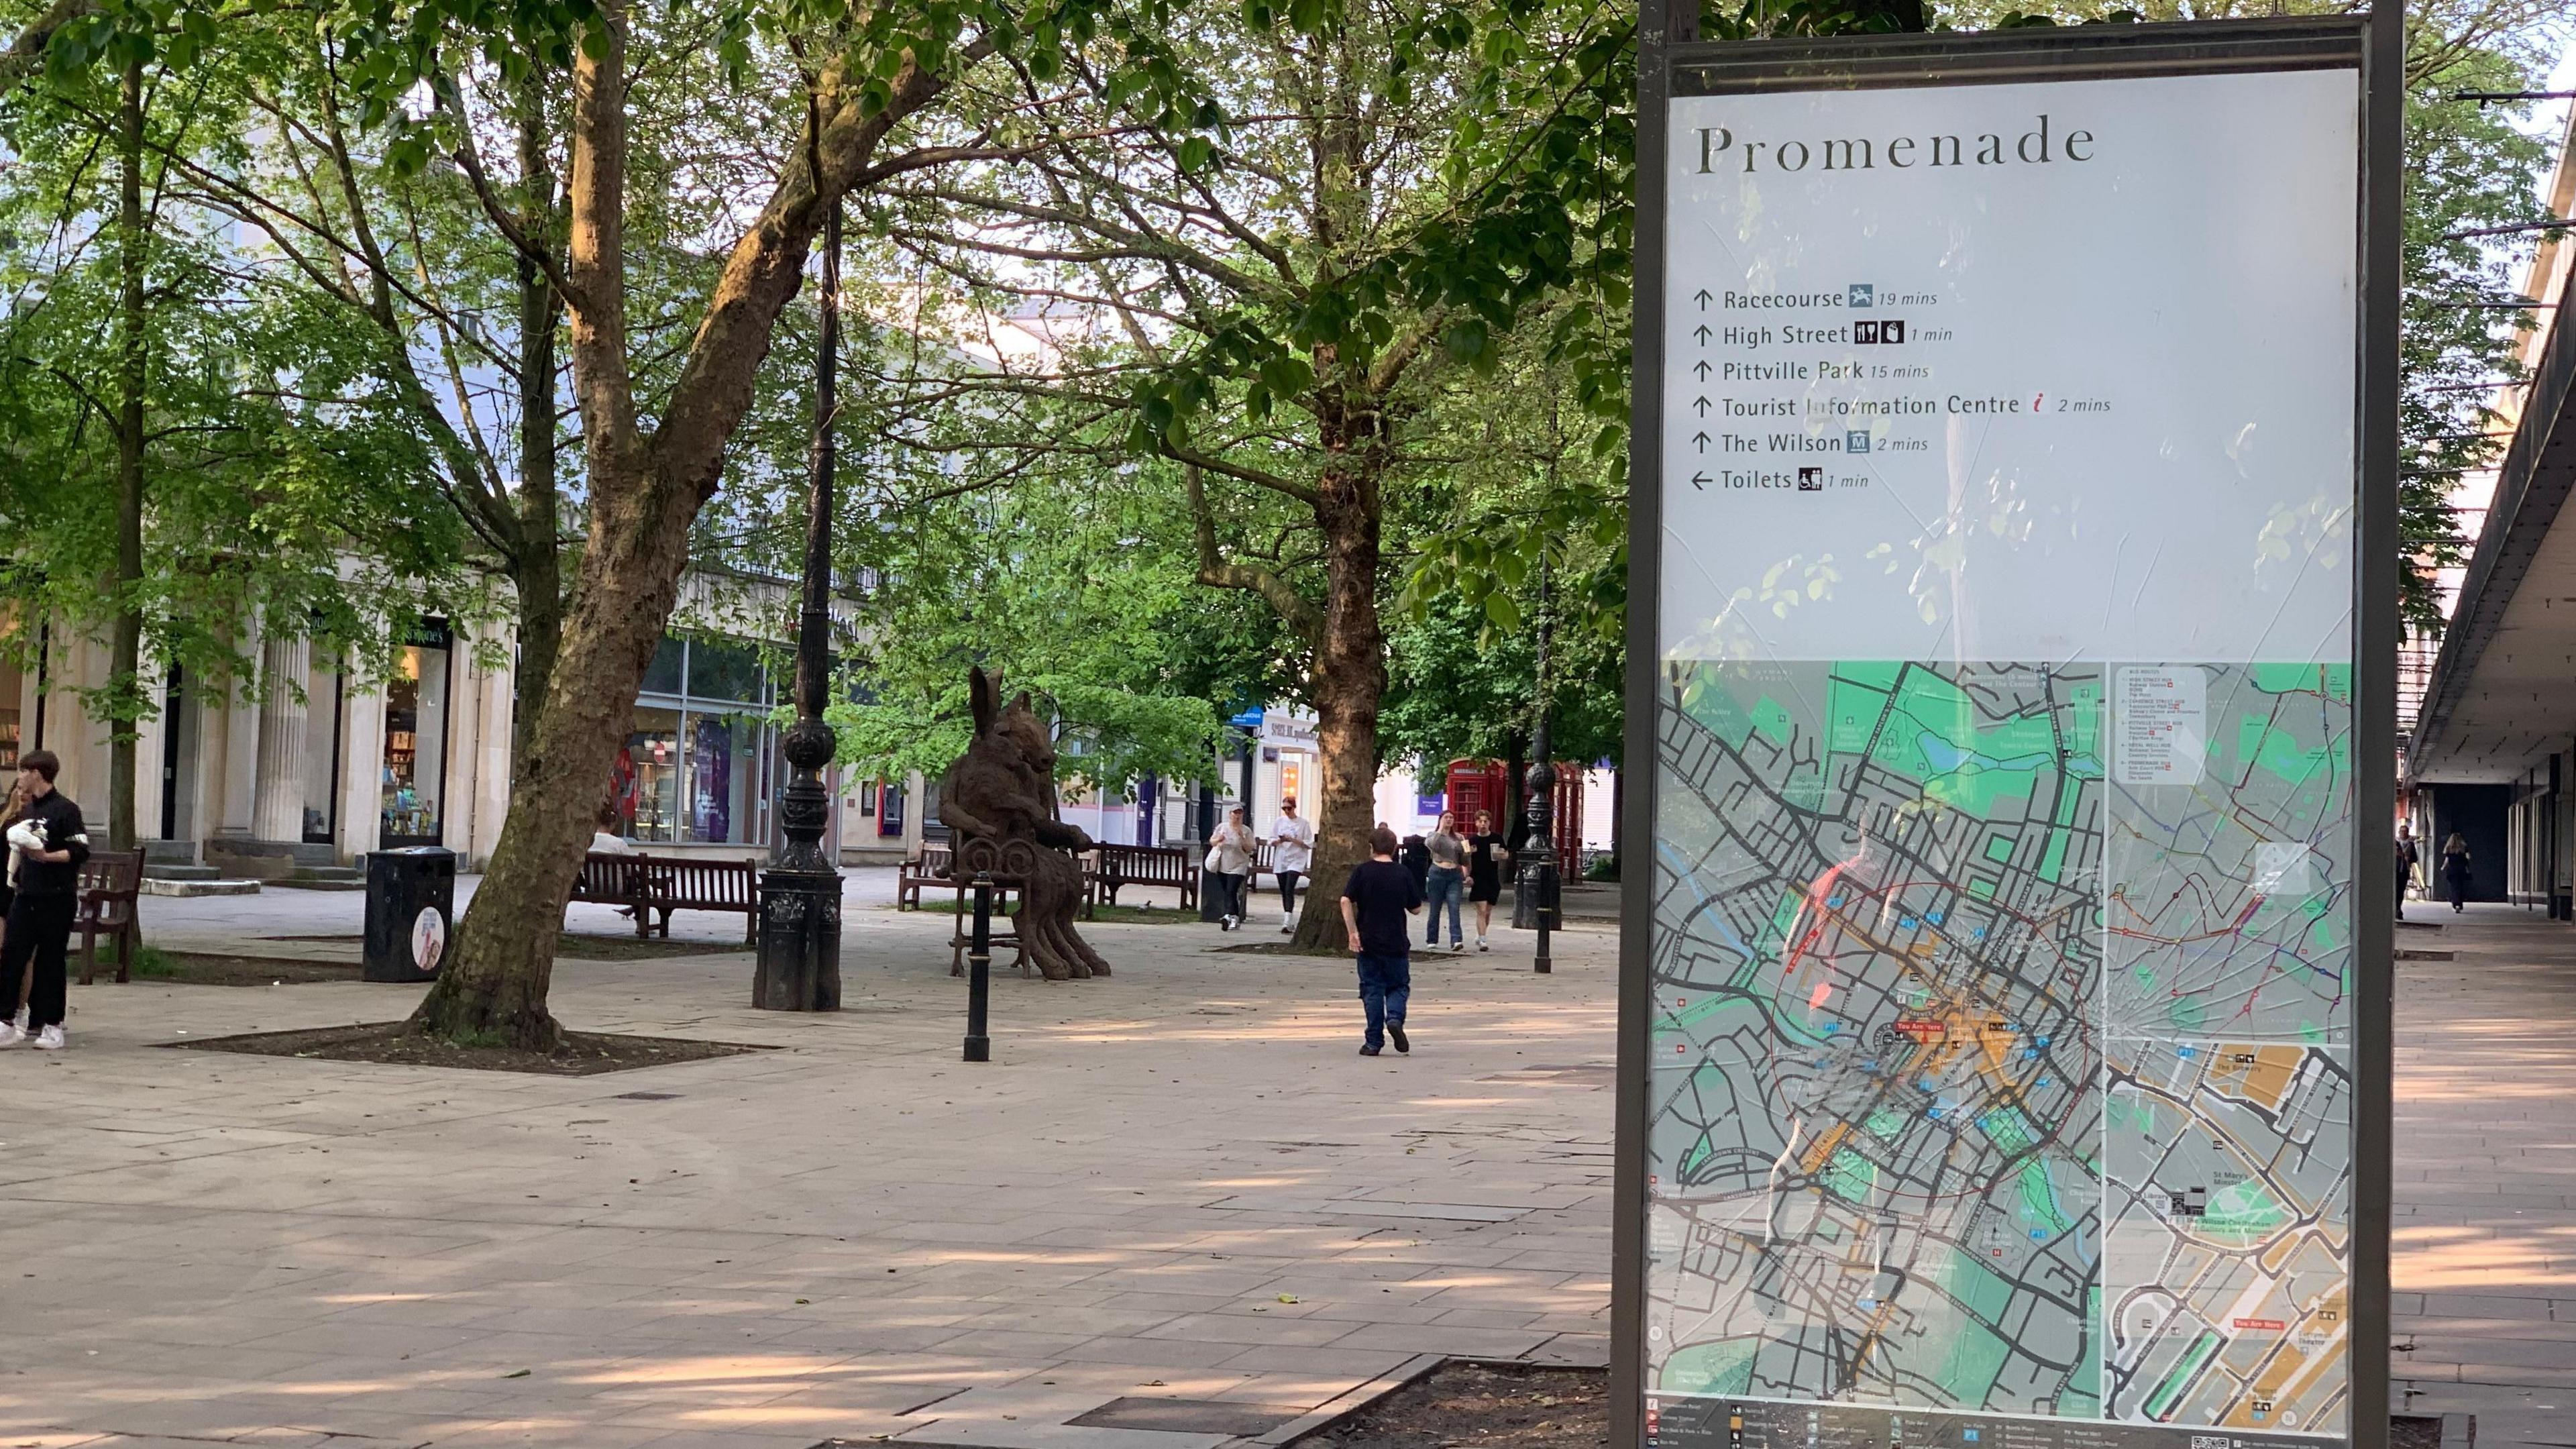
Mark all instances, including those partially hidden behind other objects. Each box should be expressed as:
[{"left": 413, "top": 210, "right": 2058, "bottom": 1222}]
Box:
[
  {"left": 1, "top": 570, "right": 908, "bottom": 879},
  {"left": 2405, "top": 106, "right": 2576, "bottom": 913}
]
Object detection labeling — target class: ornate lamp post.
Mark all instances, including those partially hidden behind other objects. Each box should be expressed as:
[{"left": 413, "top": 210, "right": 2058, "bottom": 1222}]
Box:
[
  {"left": 755, "top": 197, "right": 845, "bottom": 1012},
  {"left": 1521, "top": 552, "right": 1560, "bottom": 975}
]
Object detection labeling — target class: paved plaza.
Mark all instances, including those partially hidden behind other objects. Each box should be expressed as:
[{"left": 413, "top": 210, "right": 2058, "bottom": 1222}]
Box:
[
  {"left": 0, "top": 875, "right": 1615, "bottom": 1448},
  {"left": 0, "top": 879, "right": 2563, "bottom": 1446},
  {"left": 2387, "top": 904, "right": 2576, "bottom": 1448}
]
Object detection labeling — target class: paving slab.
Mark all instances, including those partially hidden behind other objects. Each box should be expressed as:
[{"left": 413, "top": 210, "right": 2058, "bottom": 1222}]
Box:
[
  {"left": 0, "top": 874, "right": 1616, "bottom": 1445},
  {"left": 2390, "top": 903, "right": 2576, "bottom": 1445},
  {"left": 0, "top": 878, "right": 2559, "bottom": 1444}
]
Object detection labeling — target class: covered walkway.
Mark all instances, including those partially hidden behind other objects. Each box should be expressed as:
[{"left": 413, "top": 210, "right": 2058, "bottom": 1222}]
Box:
[{"left": 2391, "top": 903, "right": 2576, "bottom": 1446}]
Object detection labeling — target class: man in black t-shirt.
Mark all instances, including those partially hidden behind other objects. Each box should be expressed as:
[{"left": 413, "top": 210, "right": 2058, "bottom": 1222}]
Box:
[{"left": 1340, "top": 825, "right": 1426, "bottom": 1056}]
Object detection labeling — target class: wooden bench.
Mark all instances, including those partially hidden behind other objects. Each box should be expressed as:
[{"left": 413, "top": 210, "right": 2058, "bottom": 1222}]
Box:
[
  {"left": 75, "top": 849, "right": 144, "bottom": 985},
  {"left": 566, "top": 852, "right": 761, "bottom": 945},
  {"left": 896, "top": 843, "right": 953, "bottom": 911},
  {"left": 567, "top": 852, "right": 653, "bottom": 920},
  {"left": 1085, "top": 844, "right": 1197, "bottom": 916}
]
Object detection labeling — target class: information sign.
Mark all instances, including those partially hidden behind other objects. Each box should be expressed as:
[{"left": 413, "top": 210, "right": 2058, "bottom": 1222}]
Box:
[{"left": 1619, "top": 15, "right": 2397, "bottom": 1449}]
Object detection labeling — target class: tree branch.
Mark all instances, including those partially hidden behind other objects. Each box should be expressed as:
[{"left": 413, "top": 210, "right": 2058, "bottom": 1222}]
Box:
[{"left": 1182, "top": 464, "right": 1321, "bottom": 639}]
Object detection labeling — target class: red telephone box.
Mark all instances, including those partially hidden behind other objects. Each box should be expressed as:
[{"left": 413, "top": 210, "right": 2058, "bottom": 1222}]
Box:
[
  {"left": 1443, "top": 759, "right": 1585, "bottom": 876},
  {"left": 1442, "top": 759, "right": 1513, "bottom": 830}
]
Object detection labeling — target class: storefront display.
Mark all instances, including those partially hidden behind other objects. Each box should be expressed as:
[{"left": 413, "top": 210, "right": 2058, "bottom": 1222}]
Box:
[{"left": 378, "top": 621, "right": 451, "bottom": 847}]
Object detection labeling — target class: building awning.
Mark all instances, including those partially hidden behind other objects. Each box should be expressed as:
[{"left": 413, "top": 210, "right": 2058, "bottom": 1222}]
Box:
[{"left": 2408, "top": 263, "right": 2576, "bottom": 782}]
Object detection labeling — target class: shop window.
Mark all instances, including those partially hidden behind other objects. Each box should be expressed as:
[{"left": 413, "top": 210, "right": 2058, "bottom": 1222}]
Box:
[
  {"left": 617, "top": 706, "right": 684, "bottom": 843},
  {"left": 614, "top": 634, "right": 780, "bottom": 847},
  {"left": 641, "top": 635, "right": 685, "bottom": 696},
  {"left": 687, "top": 712, "right": 764, "bottom": 843},
  {"left": 302, "top": 651, "right": 343, "bottom": 844},
  {"left": 380, "top": 621, "right": 451, "bottom": 847},
  {"left": 688, "top": 639, "right": 765, "bottom": 705}
]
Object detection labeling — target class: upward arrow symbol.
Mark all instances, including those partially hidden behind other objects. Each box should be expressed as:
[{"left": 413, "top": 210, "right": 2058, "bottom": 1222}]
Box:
[
  {"left": 1693, "top": 431, "right": 1711, "bottom": 453},
  {"left": 1695, "top": 288, "right": 1713, "bottom": 310},
  {"left": 1693, "top": 359, "right": 1711, "bottom": 380},
  {"left": 1693, "top": 396, "right": 1712, "bottom": 417},
  {"left": 1693, "top": 323, "right": 1713, "bottom": 344}
]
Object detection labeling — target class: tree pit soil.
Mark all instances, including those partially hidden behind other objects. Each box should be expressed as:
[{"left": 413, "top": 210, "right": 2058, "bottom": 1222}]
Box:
[
  {"left": 1310, "top": 1363, "right": 1605, "bottom": 1449},
  {"left": 163, "top": 1022, "right": 773, "bottom": 1075},
  {"left": 1302, "top": 1370, "right": 2440, "bottom": 1449}
]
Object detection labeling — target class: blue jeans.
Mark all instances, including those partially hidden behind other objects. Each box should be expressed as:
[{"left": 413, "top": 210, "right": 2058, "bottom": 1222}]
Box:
[
  {"left": 1425, "top": 869, "right": 1463, "bottom": 944},
  {"left": 1356, "top": 952, "right": 1411, "bottom": 1049}
]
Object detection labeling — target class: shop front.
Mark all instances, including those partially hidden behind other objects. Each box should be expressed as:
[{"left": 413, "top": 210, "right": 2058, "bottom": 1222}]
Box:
[{"left": 610, "top": 635, "right": 781, "bottom": 853}]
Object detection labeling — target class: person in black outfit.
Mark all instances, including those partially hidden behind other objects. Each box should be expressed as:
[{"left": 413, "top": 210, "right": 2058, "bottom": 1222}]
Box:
[
  {"left": 1340, "top": 825, "right": 1425, "bottom": 1057},
  {"left": 1, "top": 751, "right": 88, "bottom": 1050},
  {"left": 2440, "top": 831, "right": 2472, "bottom": 914},
  {"left": 1466, "top": 809, "right": 1510, "bottom": 952},
  {"left": 2394, "top": 826, "right": 2418, "bottom": 920},
  {"left": 1399, "top": 833, "right": 1431, "bottom": 892}
]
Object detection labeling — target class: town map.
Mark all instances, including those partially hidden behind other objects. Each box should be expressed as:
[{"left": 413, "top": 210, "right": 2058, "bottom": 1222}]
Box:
[{"left": 1646, "top": 660, "right": 2353, "bottom": 1441}]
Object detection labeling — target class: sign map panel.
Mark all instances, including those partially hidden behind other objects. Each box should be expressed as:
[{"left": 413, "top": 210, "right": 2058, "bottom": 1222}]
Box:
[{"left": 1642, "top": 60, "right": 2363, "bottom": 1449}]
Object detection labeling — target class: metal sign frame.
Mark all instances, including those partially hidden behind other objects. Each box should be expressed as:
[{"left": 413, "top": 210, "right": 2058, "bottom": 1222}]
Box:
[{"left": 1615, "top": 8, "right": 2399, "bottom": 1446}]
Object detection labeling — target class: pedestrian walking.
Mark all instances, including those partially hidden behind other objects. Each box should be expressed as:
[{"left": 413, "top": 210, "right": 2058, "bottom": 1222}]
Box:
[
  {"left": 1423, "top": 810, "right": 1466, "bottom": 951},
  {"left": 1466, "top": 810, "right": 1510, "bottom": 952},
  {"left": 2440, "top": 830, "right": 2472, "bottom": 914},
  {"left": 1340, "top": 825, "right": 1424, "bottom": 1056},
  {"left": 2394, "top": 825, "right": 2419, "bottom": 920},
  {"left": 0, "top": 751, "right": 88, "bottom": 1051},
  {"left": 1205, "top": 806, "right": 1256, "bottom": 930},
  {"left": 1269, "top": 797, "right": 1314, "bottom": 933}
]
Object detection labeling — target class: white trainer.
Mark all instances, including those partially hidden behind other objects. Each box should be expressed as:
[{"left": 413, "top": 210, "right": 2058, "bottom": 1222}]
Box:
[
  {"left": 32, "top": 1026, "right": 63, "bottom": 1051},
  {"left": 0, "top": 1022, "right": 23, "bottom": 1048}
]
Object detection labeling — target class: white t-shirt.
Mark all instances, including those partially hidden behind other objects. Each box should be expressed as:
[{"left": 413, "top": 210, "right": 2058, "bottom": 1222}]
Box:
[
  {"left": 590, "top": 831, "right": 639, "bottom": 855},
  {"left": 1269, "top": 813, "right": 1314, "bottom": 873},
  {"left": 1208, "top": 823, "right": 1256, "bottom": 874}
]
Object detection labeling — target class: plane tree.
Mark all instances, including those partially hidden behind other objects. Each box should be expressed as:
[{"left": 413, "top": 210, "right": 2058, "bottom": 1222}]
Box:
[{"left": 859, "top": 0, "right": 1642, "bottom": 944}]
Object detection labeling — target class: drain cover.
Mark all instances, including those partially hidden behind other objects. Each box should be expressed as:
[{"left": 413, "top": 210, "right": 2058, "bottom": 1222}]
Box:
[
  {"left": 614, "top": 1091, "right": 681, "bottom": 1100},
  {"left": 1067, "top": 1397, "right": 1306, "bottom": 1435}
]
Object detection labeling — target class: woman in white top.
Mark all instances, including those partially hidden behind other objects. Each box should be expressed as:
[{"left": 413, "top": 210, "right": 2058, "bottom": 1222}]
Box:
[
  {"left": 1206, "top": 807, "right": 1257, "bottom": 930},
  {"left": 1267, "top": 798, "right": 1316, "bottom": 932}
]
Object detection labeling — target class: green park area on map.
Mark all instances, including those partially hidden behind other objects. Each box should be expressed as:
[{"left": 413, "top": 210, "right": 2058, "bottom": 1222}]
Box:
[{"left": 1645, "top": 659, "right": 2354, "bottom": 1435}]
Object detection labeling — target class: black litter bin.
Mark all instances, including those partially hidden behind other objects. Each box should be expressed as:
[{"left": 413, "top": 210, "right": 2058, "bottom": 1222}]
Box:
[{"left": 364, "top": 847, "right": 456, "bottom": 982}]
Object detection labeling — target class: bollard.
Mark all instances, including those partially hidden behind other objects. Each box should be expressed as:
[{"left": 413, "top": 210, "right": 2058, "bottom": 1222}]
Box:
[
  {"left": 1532, "top": 858, "right": 1556, "bottom": 975},
  {"left": 963, "top": 871, "right": 994, "bottom": 1062}
]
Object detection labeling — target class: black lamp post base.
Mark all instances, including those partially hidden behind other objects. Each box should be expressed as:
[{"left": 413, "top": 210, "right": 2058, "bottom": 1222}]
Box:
[{"left": 755, "top": 867, "right": 842, "bottom": 1011}]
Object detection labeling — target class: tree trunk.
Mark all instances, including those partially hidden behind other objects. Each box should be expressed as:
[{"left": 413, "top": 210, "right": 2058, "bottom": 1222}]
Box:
[
  {"left": 508, "top": 66, "right": 564, "bottom": 770},
  {"left": 105, "top": 55, "right": 145, "bottom": 851},
  {"left": 406, "top": 3, "right": 968, "bottom": 1046},
  {"left": 1291, "top": 470, "right": 1387, "bottom": 952},
  {"left": 409, "top": 466, "right": 697, "bottom": 1048}
]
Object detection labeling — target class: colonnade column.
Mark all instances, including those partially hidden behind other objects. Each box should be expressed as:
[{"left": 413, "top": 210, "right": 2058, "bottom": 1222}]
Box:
[{"left": 250, "top": 635, "right": 309, "bottom": 842}]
